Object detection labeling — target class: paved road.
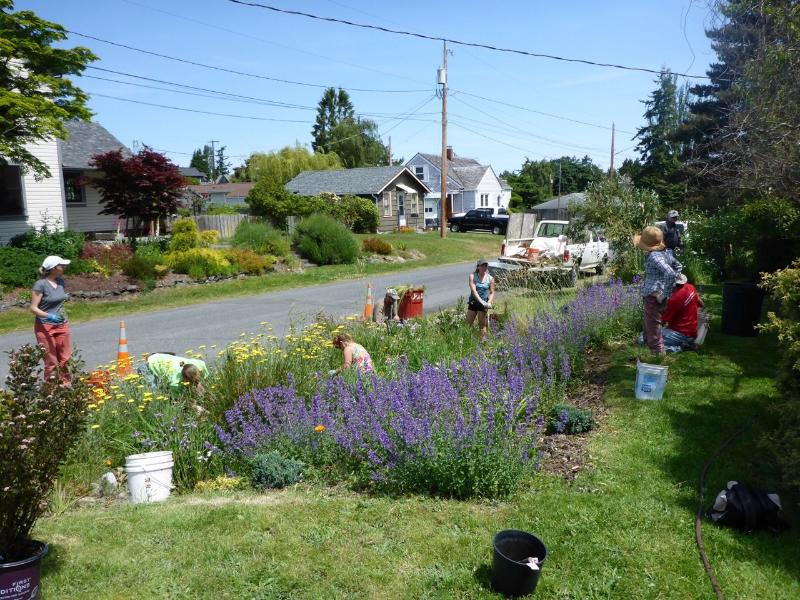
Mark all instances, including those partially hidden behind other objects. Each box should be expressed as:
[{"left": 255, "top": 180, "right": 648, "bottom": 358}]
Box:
[{"left": 0, "top": 261, "right": 476, "bottom": 381}]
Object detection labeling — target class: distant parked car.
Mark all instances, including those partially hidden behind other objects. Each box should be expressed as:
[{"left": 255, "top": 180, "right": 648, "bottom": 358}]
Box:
[{"left": 448, "top": 208, "right": 510, "bottom": 235}]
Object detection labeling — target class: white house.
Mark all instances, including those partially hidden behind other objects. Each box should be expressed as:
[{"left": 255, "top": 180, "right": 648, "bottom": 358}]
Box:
[
  {"left": 405, "top": 149, "right": 512, "bottom": 226},
  {"left": 0, "top": 120, "right": 128, "bottom": 244}
]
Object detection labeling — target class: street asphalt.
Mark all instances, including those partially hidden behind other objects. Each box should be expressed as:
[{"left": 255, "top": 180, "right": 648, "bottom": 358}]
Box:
[{"left": 0, "top": 261, "right": 476, "bottom": 382}]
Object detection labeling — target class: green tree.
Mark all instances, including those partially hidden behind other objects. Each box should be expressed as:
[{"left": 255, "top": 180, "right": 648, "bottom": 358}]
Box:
[
  {"left": 0, "top": 0, "right": 96, "bottom": 178},
  {"left": 311, "top": 87, "right": 354, "bottom": 152},
  {"left": 500, "top": 160, "right": 553, "bottom": 208},
  {"left": 326, "top": 117, "right": 389, "bottom": 168},
  {"left": 189, "top": 145, "right": 213, "bottom": 179},
  {"left": 634, "top": 71, "right": 690, "bottom": 206},
  {"left": 240, "top": 144, "right": 342, "bottom": 187},
  {"left": 550, "top": 155, "right": 604, "bottom": 196},
  {"left": 215, "top": 146, "right": 231, "bottom": 179}
]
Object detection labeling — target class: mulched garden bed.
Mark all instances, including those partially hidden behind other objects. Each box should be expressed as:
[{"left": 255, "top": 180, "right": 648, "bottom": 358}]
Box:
[{"left": 537, "top": 350, "right": 612, "bottom": 481}]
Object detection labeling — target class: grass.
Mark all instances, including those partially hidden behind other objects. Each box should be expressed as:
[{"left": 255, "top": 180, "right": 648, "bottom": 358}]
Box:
[
  {"left": 0, "top": 232, "right": 500, "bottom": 334},
  {"left": 34, "top": 286, "right": 800, "bottom": 598}
]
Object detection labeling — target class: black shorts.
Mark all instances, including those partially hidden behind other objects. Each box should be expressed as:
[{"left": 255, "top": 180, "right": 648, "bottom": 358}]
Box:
[{"left": 467, "top": 298, "right": 487, "bottom": 313}]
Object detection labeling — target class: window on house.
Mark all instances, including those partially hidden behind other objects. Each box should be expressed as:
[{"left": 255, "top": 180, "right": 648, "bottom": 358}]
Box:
[
  {"left": 425, "top": 206, "right": 433, "bottom": 213},
  {"left": 415, "top": 166, "right": 425, "bottom": 180},
  {"left": 480, "top": 193, "right": 489, "bottom": 207},
  {"left": 383, "top": 191, "right": 392, "bottom": 217},
  {"left": 409, "top": 193, "right": 418, "bottom": 215},
  {"left": 0, "top": 165, "right": 24, "bottom": 217},
  {"left": 63, "top": 172, "right": 86, "bottom": 204}
]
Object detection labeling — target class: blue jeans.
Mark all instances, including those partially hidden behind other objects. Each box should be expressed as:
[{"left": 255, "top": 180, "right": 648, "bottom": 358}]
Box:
[{"left": 662, "top": 327, "right": 694, "bottom": 353}]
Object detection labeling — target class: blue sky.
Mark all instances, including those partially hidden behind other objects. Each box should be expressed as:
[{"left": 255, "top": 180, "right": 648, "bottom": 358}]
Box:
[{"left": 21, "top": 0, "right": 716, "bottom": 173}]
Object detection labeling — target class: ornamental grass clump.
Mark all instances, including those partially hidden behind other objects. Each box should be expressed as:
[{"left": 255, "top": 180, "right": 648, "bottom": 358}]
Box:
[{"left": 0, "top": 345, "right": 90, "bottom": 562}]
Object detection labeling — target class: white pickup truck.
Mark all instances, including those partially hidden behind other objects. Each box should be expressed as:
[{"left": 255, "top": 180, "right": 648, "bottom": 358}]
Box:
[{"left": 489, "top": 219, "right": 609, "bottom": 287}]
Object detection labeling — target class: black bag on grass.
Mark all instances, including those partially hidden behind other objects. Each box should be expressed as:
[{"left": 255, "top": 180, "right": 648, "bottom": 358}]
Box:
[{"left": 707, "top": 481, "right": 788, "bottom": 532}]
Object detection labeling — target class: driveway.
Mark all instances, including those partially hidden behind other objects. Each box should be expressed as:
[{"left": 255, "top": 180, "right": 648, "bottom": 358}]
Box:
[{"left": 0, "top": 261, "right": 475, "bottom": 382}]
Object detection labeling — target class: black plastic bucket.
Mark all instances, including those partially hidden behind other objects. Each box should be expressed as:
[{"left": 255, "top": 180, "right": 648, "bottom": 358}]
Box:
[
  {"left": 0, "top": 541, "right": 48, "bottom": 600},
  {"left": 491, "top": 530, "right": 547, "bottom": 597},
  {"left": 721, "top": 282, "right": 764, "bottom": 337}
]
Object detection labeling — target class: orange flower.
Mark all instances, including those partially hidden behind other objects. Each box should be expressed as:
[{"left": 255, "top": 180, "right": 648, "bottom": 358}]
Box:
[
  {"left": 314, "top": 425, "right": 325, "bottom": 433},
  {"left": 105, "top": 459, "right": 113, "bottom": 466}
]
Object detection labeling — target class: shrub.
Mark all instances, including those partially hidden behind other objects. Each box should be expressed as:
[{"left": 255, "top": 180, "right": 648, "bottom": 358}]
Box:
[
  {"left": 0, "top": 345, "right": 89, "bottom": 561},
  {"left": 122, "top": 255, "right": 160, "bottom": 281},
  {"left": 293, "top": 214, "right": 358, "bottom": 265},
  {"left": 232, "top": 220, "right": 291, "bottom": 256},
  {"left": 323, "top": 194, "right": 380, "bottom": 233},
  {"left": 205, "top": 203, "right": 248, "bottom": 215},
  {"left": 80, "top": 242, "right": 133, "bottom": 272},
  {"left": 0, "top": 247, "right": 41, "bottom": 290},
  {"left": 134, "top": 238, "right": 168, "bottom": 262},
  {"left": 194, "top": 476, "right": 247, "bottom": 492},
  {"left": 225, "top": 248, "right": 274, "bottom": 275},
  {"left": 247, "top": 182, "right": 321, "bottom": 229},
  {"left": 398, "top": 226, "right": 415, "bottom": 234},
  {"left": 761, "top": 260, "right": 800, "bottom": 493},
  {"left": 362, "top": 237, "right": 393, "bottom": 255},
  {"left": 69, "top": 257, "right": 103, "bottom": 276},
  {"left": 9, "top": 222, "right": 85, "bottom": 260},
  {"left": 247, "top": 451, "right": 304, "bottom": 490},
  {"left": 165, "top": 248, "right": 231, "bottom": 278},
  {"left": 169, "top": 218, "right": 201, "bottom": 251},
  {"left": 547, "top": 404, "right": 594, "bottom": 434},
  {"left": 199, "top": 229, "right": 220, "bottom": 246}
]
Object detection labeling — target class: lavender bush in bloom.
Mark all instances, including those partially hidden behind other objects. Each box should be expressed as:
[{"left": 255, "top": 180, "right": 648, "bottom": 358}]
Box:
[{"left": 215, "top": 280, "right": 641, "bottom": 498}]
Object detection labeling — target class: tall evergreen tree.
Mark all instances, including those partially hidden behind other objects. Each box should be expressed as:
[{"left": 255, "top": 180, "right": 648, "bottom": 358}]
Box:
[
  {"left": 326, "top": 117, "right": 389, "bottom": 168},
  {"left": 215, "top": 146, "right": 231, "bottom": 179},
  {"left": 189, "top": 145, "right": 213, "bottom": 179},
  {"left": 311, "top": 88, "right": 355, "bottom": 152}
]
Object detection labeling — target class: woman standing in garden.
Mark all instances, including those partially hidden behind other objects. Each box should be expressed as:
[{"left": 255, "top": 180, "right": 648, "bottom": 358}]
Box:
[
  {"left": 29, "top": 255, "right": 73, "bottom": 382},
  {"left": 466, "top": 258, "right": 495, "bottom": 340},
  {"left": 636, "top": 227, "right": 682, "bottom": 356},
  {"left": 331, "top": 333, "right": 374, "bottom": 375}
]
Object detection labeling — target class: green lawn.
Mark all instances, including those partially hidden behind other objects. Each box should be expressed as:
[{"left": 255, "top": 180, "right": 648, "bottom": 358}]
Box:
[
  {"left": 0, "top": 232, "right": 500, "bottom": 334},
  {"left": 35, "top": 287, "right": 799, "bottom": 598}
]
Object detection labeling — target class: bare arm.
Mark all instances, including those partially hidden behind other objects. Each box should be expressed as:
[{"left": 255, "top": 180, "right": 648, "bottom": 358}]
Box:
[
  {"left": 30, "top": 291, "right": 48, "bottom": 319},
  {"left": 488, "top": 277, "right": 496, "bottom": 306},
  {"left": 468, "top": 273, "right": 481, "bottom": 303},
  {"left": 341, "top": 344, "right": 354, "bottom": 371}
]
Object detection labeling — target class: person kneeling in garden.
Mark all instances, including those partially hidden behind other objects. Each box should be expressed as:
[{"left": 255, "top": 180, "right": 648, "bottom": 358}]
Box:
[
  {"left": 661, "top": 273, "right": 704, "bottom": 352},
  {"left": 139, "top": 352, "right": 208, "bottom": 393},
  {"left": 331, "top": 333, "right": 374, "bottom": 375}
]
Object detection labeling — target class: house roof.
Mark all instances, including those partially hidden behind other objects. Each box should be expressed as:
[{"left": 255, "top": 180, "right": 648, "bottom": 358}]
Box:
[
  {"left": 452, "top": 165, "right": 490, "bottom": 190},
  {"left": 180, "top": 166, "right": 206, "bottom": 179},
  {"left": 187, "top": 182, "right": 255, "bottom": 198},
  {"left": 499, "top": 177, "right": 512, "bottom": 190},
  {"left": 59, "top": 120, "right": 129, "bottom": 169},
  {"left": 419, "top": 152, "right": 481, "bottom": 169},
  {"left": 531, "top": 192, "right": 587, "bottom": 210},
  {"left": 286, "top": 166, "right": 430, "bottom": 196}
]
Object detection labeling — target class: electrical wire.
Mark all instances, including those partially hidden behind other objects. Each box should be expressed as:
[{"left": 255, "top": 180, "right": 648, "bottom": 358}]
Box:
[
  {"left": 226, "top": 0, "right": 712, "bottom": 80},
  {"left": 67, "top": 30, "right": 432, "bottom": 93}
]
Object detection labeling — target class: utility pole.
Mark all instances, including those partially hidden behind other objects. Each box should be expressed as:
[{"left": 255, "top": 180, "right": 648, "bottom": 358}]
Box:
[
  {"left": 439, "top": 41, "right": 449, "bottom": 239},
  {"left": 208, "top": 140, "right": 219, "bottom": 181},
  {"left": 387, "top": 135, "right": 392, "bottom": 166},
  {"left": 557, "top": 159, "right": 562, "bottom": 216},
  {"left": 609, "top": 122, "right": 616, "bottom": 175}
]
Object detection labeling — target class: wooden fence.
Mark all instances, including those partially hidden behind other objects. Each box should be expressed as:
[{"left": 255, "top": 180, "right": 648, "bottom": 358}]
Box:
[{"left": 193, "top": 214, "right": 248, "bottom": 239}]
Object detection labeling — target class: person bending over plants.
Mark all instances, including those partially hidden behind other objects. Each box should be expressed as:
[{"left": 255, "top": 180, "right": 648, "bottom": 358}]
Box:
[
  {"left": 138, "top": 352, "right": 208, "bottom": 394},
  {"left": 330, "top": 333, "right": 374, "bottom": 375}
]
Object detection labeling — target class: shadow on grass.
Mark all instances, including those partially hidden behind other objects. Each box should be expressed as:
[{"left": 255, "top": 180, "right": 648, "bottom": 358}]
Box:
[{"left": 40, "top": 542, "right": 64, "bottom": 577}]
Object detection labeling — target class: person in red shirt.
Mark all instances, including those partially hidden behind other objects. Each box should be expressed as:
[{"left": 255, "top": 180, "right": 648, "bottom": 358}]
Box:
[{"left": 661, "top": 273, "right": 704, "bottom": 351}]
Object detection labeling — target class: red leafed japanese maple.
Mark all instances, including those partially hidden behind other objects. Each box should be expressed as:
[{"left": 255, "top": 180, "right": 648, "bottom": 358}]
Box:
[{"left": 90, "top": 147, "right": 185, "bottom": 226}]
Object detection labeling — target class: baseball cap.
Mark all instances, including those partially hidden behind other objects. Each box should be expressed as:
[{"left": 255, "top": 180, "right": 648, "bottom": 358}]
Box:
[
  {"left": 386, "top": 288, "right": 400, "bottom": 300},
  {"left": 667, "top": 209, "right": 679, "bottom": 219},
  {"left": 41, "top": 255, "right": 71, "bottom": 271},
  {"left": 476, "top": 258, "right": 489, "bottom": 266},
  {"left": 675, "top": 273, "right": 688, "bottom": 285}
]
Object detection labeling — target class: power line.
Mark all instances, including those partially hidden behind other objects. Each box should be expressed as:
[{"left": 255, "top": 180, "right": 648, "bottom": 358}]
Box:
[
  {"left": 226, "top": 0, "right": 712, "bottom": 80},
  {"left": 67, "top": 30, "right": 432, "bottom": 93}
]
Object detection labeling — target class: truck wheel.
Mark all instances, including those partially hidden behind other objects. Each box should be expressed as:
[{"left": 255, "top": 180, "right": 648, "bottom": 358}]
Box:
[
  {"left": 450, "top": 223, "right": 460, "bottom": 232},
  {"left": 492, "top": 225, "right": 502, "bottom": 235},
  {"left": 566, "top": 266, "right": 579, "bottom": 287}
]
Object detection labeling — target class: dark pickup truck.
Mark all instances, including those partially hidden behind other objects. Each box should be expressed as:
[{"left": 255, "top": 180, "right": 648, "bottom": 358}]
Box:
[{"left": 448, "top": 208, "right": 510, "bottom": 235}]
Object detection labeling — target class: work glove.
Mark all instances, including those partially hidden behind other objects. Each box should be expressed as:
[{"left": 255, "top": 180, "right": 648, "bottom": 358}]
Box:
[
  {"left": 46, "top": 313, "right": 64, "bottom": 324},
  {"left": 328, "top": 369, "right": 338, "bottom": 376},
  {"left": 485, "top": 303, "right": 493, "bottom": 310}
]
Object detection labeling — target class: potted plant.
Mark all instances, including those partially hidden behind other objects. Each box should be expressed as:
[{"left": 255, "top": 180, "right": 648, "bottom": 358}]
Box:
[{"left": 1, "top": 345, "right": 89, "bottom": 598}]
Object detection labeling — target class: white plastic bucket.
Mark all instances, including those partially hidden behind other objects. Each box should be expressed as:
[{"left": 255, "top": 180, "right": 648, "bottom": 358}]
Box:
[
  {"left": 634, "top": 361, "right": 669, "bottom": 400},
  {"left": 125, "top": 450, "right": 174, "bottom": 504},
  {"left": 695, "top": 311, "right": 711, "bottom": 346}
]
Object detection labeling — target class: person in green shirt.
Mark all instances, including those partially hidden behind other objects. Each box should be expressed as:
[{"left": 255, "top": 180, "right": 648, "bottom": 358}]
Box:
[{"left": 139, "top": 353, "right": 208, "bottom": 393}]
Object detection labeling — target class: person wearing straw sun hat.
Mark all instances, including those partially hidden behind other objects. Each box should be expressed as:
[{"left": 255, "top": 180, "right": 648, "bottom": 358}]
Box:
[
  {"left": 29, "top": 255, "right": 73, "bottom": 382},
  {"left": 466, "top": 258, "right": 495, "bottom": 340},
  {"left": 635, "top": 226, "right": 682, "bottom": 355}
]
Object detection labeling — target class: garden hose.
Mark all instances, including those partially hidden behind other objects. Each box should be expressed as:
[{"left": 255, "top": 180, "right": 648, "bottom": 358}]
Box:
[{"left": 695, "top": 425, "right": 748, "bottom": 600}]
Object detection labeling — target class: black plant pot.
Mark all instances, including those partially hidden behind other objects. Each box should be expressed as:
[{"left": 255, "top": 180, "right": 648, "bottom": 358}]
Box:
[
  {"left": 0, "top": 540, "right": 48, "bottom": 600},
  {"left": 721, "top": 282, "right": 765, "bottom": 337},
  {"left": 491, "top": 530, "right": 547, "bottom": 597}
]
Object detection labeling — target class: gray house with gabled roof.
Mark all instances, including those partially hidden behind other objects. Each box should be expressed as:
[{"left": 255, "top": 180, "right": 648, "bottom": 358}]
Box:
[
  {"left": 1, "top": 120, "right": 129, "bottom": 243},
  {"left": 286, "top": 166, "right": 431, "bottom": 232},
  {"left": 405, "top": 149, "right": 512, "bottom": 223}
]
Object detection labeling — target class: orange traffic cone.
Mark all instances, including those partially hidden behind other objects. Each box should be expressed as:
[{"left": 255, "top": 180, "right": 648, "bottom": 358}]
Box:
[
  {"left": 362, "top": 282, "right": 374, "bottom": 321},
  {"left": 116, "top": 320, "right": 131, "bottom": 376}
]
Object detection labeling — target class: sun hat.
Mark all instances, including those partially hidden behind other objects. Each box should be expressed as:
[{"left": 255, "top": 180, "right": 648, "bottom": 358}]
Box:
[
  {"left": 476, "top": 258, "right": 489, "bottom": 267},
  {"left": 675, "top": 273, "right": 688, "bottom": 285},
  {"left": 667, "top": 209, "right": 679, "bottom": 220},
  {"left": 634, "top": 226, "right": 666, "bottom": 252},
  {"left": 386, "top": 288, "right": 400, "bottom": 300},
  {"left": 41, "top": 256, "right": 71, "bottom": 271}
]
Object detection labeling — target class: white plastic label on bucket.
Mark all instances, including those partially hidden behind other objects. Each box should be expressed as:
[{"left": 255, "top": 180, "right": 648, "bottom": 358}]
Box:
[
  {"left": 125, "top": 450, "right": 174, "bottom": 504},
  {"left": 635, "top": 361, "right": 669, "bottom": 400}
]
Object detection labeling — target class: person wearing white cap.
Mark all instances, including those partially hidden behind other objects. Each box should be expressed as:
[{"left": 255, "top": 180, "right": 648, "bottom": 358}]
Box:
[
  {"left": 29, "top": 255, "right": 73, "bottom": 382},
  {"left": 661, "top": 273, "right": 704, "bottom": 352},
  {"left": 373, "top": 288, "right": 401, "bottom": 323}
]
